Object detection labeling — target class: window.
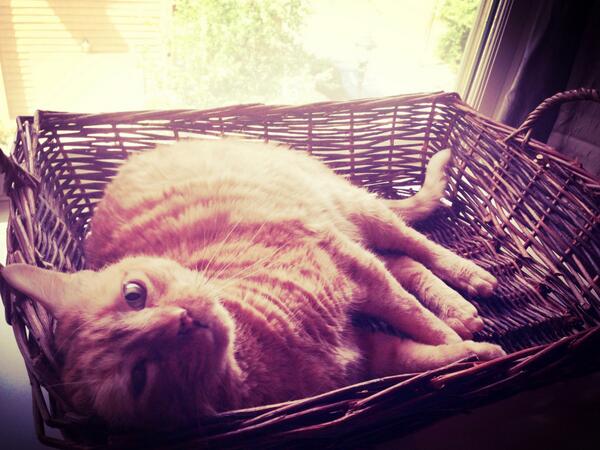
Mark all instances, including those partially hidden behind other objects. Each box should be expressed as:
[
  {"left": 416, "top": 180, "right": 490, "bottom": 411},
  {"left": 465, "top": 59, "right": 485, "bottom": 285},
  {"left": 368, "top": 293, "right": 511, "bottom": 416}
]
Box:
[
  {"left": 150, "top": 0, "right": 484, "bottom": 108},
  {"left": 0, "top": 0, "right": 485, "bottom": 148}
]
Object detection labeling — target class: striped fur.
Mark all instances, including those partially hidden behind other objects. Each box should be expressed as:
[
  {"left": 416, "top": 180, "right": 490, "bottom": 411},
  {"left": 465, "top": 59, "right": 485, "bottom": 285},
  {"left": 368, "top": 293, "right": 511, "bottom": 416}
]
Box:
[{"left": 2, "top": 139, "right": 504, "bottom": 429}]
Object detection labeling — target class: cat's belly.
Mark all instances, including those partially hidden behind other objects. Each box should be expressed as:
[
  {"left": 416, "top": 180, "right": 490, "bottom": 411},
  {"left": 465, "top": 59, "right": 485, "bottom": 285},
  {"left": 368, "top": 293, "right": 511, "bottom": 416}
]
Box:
[
  {"left": 206, "top": 242, "right": 366, "bottom": 408},
  {"left": 231, "top": 320, "right": 364, "bottom": 408}
]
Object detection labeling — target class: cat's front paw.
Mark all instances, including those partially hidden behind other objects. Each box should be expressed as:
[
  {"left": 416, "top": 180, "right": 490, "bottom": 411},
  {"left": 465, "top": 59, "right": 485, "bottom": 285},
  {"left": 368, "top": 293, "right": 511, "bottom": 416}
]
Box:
[
  {"left": 432, "top": 291, "right": 485, "bottom": 339},
  {"left": 436, "top": 257, "right": 497, "bottom": 298},
  {"left": 445, "top": 314, "right": 484, "bottom": 339},
  {"left": 465, "top": 341, "right": 506, "bottom": 360},
  {"left": 466, "top": 265, "right": 497, "bottom": 297}
]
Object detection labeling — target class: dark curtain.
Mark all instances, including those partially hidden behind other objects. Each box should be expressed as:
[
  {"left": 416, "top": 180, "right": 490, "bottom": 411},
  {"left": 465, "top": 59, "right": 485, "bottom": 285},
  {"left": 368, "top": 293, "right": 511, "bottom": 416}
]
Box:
[
  {"left": 547, "top": 1, "right": 600, "bottom": 177},
  {"left": 497, "top": 0, "right": 594, "bottom": 142}
]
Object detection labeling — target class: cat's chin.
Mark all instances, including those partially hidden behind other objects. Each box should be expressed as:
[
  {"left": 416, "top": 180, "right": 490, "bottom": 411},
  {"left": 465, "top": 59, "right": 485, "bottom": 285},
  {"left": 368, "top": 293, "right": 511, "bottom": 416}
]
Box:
[{"left": 179, "top": 299, "right": 236, "bottom": 370}]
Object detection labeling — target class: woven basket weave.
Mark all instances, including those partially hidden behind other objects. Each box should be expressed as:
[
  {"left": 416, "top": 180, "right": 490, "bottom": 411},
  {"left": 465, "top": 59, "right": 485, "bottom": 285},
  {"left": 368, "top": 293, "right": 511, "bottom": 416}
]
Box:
[{"left": 1, "top": 90, "right": 599, "bottom": 449}]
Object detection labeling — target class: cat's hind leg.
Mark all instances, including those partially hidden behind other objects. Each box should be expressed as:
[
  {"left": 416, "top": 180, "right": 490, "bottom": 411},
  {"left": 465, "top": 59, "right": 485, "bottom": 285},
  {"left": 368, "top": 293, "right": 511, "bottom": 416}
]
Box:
[
  {"left": 360, "top": 331, "right": 505, "bottom": 377},
  {"left": 382, "top": 255, "right": 485, "bottom": 339}
]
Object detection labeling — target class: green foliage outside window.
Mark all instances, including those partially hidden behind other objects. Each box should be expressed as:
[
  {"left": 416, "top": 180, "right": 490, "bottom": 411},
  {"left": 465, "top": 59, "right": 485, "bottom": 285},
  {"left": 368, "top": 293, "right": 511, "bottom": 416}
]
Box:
[
  {"left": 436, "top": 0, "right": 480, "bottom": 69},
  {"left": 143, "top": 0, "right": 481, "bottom": 108},
  {"left": 148, "top": 0, "right": 315, "bottom": 108}
]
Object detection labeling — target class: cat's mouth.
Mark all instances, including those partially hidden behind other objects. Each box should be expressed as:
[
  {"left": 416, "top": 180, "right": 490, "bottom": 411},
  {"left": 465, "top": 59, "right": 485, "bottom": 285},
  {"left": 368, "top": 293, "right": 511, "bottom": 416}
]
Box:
[{"left": 177, "top": 309, "right": 209, "bottom": 336}]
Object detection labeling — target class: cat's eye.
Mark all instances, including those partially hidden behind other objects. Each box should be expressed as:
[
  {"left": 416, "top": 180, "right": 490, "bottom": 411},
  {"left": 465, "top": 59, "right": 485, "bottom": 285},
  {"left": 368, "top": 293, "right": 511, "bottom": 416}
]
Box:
[
  {"left": 130, "top": 360, "right": 147, "bottom": 399},
  {"left": 123, "top": 281, "right": 147, "bottom": 310}
]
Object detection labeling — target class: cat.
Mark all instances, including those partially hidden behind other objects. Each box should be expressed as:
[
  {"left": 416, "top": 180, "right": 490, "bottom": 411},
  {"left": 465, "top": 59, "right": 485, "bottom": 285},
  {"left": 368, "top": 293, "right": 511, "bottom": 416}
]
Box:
[{"left": 2, "top": 138, "right": 505, "bottom": 430}]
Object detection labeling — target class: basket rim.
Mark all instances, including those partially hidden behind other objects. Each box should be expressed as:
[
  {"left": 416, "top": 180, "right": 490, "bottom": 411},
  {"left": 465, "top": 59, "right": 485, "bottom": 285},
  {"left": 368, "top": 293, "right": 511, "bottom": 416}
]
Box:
[
  {"left": 30, "top": 91, "right": 461, "bottom": 127},
  {"left": 15, "top": 90, "right": 599, "bottom": 189}
]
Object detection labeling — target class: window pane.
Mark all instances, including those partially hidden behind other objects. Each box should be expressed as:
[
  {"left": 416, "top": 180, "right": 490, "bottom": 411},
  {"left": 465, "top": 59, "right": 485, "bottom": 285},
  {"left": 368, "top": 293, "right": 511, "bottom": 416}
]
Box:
[
  {"left": 145, "top": 0, "right": 483, "bottom": 108},
  {"left": 0, "top": 0, "right": 483, "bottom": 148}
]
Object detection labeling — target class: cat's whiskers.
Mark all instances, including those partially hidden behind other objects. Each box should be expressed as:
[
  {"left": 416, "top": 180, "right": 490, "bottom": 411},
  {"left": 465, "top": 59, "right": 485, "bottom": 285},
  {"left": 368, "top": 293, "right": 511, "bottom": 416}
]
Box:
[
  {"left": 207, "top": 244, "right": 285, "bottom": 300},
  {"left": 202, "top": 217, "right": 244, "bottom": 278},
  {"left": 229, "top": 246, "right": 284, "bottom": 283},
  {"left": 206, "top": 222, "right": 267, "bottom": 283},
  {"left": 211, "top": 248, "right": 281, "bottom": 295}
]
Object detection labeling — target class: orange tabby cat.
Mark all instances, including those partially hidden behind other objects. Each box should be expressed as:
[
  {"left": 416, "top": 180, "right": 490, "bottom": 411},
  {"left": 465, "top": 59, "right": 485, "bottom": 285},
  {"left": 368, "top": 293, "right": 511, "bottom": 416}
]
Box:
[{"left": 2, "top": 139, "right": 504, "bottom": 429}]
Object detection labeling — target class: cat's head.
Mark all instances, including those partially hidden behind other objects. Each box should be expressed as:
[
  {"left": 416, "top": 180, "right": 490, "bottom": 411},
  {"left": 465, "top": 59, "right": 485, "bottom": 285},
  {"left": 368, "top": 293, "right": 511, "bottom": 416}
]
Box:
[{"left": 2, "top": 257, "right": 237, "bottom": 429}]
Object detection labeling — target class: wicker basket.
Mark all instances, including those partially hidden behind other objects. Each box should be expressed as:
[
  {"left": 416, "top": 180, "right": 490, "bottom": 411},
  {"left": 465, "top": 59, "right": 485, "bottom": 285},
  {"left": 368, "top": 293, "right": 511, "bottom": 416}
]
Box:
[{"left": 1, "top": 90, "right": 599, "bottom": 449}]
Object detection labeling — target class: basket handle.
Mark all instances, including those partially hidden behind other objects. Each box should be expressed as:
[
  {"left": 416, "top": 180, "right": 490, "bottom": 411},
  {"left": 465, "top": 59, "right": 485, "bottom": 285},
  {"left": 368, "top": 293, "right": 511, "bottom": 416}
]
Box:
[{"left": 504, "top": 88, "right": 600, "bottom": 143}]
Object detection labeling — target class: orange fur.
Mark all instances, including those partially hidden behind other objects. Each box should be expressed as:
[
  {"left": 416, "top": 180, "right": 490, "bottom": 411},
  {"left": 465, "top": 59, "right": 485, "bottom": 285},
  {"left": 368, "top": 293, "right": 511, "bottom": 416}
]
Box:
[{"left": 2, "top": 139, "right": 504, "bottom": 429}]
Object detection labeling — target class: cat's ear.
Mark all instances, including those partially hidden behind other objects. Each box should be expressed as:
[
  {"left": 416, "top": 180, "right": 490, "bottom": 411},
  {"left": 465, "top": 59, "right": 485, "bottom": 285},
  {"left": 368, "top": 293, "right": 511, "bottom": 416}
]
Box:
[{"left": 1, "top": 264, "right": 84, "bottom": 318}]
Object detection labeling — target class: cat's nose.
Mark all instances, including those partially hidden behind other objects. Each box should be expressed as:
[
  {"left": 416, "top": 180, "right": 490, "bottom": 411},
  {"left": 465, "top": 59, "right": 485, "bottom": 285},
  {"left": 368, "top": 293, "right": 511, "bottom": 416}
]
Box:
[
  {"left": 179, "top": 309, "right": 194, "bottom": 332},
  {"left": 178, "top": 309, "right": 209, "bottom": 335}
]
